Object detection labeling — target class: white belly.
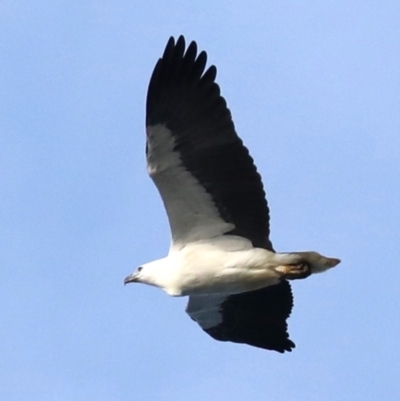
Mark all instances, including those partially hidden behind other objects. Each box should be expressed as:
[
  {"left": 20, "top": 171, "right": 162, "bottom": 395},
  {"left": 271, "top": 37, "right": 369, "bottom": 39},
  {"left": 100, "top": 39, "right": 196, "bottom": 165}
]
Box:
[{"left": 167, "top": 237, "right": 282, "bottom": 296}]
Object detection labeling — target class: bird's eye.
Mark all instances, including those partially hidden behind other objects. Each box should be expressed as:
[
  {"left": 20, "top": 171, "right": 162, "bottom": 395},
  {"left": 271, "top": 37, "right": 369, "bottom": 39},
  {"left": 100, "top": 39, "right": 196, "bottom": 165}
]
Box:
[{"left": 137, "top": 266, "right": 143, "bottom": 273}]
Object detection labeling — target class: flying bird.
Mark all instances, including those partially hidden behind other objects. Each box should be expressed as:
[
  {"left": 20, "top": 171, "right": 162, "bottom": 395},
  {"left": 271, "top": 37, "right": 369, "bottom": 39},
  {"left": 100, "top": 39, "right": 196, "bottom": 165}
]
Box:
[{"left": 124, "top": 36, "right": 340, "bottom": 352}]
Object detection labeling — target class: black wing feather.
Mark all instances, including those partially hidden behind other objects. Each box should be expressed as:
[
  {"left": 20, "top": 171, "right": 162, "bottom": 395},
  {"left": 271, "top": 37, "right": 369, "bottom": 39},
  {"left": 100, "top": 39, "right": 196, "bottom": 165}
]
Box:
[
  {"left": 205, "top": 281, "right": 295, "bottom": 353},
  {"left": 146, "top": 35, "right": 271, "bottom": 249}
]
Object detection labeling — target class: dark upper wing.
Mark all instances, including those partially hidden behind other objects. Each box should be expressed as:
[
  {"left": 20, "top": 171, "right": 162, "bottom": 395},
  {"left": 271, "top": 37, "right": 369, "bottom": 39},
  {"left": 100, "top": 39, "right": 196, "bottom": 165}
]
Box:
[
  {"left": 187, "top": 281, "right": 295, "bottom": 353},
  {"left": 146, "top": 36, "right": 272, "bottom": 248}
]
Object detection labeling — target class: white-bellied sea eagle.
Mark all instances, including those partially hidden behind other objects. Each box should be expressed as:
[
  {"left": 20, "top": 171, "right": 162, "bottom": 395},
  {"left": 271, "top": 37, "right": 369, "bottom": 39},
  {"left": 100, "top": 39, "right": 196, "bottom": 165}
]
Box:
[{"left": 124, "top": 36, "right": 340, "bottom": 352}]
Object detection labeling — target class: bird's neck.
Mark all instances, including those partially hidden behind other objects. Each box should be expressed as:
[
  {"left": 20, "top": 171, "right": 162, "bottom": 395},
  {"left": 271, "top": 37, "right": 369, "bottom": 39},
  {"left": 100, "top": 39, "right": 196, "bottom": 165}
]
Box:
[{"left": 142, "top": 257, "right": 183, "bottom": 296}]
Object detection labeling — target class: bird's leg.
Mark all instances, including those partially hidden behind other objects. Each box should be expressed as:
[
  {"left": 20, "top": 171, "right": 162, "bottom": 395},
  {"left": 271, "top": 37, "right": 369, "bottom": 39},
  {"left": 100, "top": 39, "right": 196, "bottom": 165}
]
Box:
[
  {"left": 273, "top": 251, "right": 340, "bottom": 280},
  {"left": 275, "top": 262, "right": 311, "bottom": 280}
]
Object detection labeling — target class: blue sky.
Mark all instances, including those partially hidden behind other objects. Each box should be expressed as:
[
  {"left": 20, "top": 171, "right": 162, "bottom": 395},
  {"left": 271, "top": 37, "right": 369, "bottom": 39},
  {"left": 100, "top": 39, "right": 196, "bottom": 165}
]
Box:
[{"left": 1, "top": 1, "right": 399, "bottom": 400}]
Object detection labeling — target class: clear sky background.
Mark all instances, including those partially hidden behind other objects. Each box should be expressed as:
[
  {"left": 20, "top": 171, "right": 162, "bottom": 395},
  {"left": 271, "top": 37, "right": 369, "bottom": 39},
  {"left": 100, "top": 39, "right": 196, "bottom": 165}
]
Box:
[{"left": 1, "top": 1, "right": 399, "bottom": 400}]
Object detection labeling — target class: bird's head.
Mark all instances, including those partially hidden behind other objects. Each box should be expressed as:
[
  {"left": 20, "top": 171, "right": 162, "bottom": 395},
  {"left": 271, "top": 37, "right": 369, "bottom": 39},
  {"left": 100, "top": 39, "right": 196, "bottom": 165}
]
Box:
[
  {"left": 124, "top": 265, "right": 144, "bottom": 285},
  {"left": 124, "top": 258, "right": 172, "bottom": 291}
]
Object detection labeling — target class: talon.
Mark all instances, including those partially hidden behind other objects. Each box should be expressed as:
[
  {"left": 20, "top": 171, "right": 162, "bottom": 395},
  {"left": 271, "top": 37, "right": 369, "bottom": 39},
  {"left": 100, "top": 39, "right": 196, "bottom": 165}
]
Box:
[{"left": 278, "top": 263, "right": 311, "bottom": 280}]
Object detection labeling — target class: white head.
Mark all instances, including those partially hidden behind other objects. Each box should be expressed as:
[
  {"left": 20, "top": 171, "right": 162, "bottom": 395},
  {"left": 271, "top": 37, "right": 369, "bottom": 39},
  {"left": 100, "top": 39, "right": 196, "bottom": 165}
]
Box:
[{"left": 124, "top": 257, "right": 178, "bottom": 295}]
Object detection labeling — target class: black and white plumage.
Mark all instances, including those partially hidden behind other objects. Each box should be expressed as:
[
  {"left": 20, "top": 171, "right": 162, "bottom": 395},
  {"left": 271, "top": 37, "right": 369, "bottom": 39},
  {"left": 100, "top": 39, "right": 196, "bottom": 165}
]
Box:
[{"left": 124, "top": 36, "right": 340, "bottom": 353}]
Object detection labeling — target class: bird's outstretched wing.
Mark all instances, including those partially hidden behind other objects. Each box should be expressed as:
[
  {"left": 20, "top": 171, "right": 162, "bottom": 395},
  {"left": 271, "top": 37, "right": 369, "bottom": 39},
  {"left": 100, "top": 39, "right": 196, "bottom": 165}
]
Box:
[
  {"left": 187, "top": 281, "right": 295, "bottom": 353},
  {"left": 146, "top": 36, "right": 271, "bottom": 248}
]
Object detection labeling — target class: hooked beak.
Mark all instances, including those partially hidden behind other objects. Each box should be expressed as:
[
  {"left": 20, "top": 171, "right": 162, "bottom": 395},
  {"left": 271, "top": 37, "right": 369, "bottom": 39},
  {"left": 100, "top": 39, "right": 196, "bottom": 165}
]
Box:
[{"left": 124, "top": 272, "right": 139, "bottom": 285}]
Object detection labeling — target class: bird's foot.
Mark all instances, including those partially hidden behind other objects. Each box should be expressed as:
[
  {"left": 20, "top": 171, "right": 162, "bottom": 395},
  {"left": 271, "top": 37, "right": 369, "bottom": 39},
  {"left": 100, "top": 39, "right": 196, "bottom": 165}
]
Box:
[{"left": 275, "top": 263, "right": 311, "bottom": 280}]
